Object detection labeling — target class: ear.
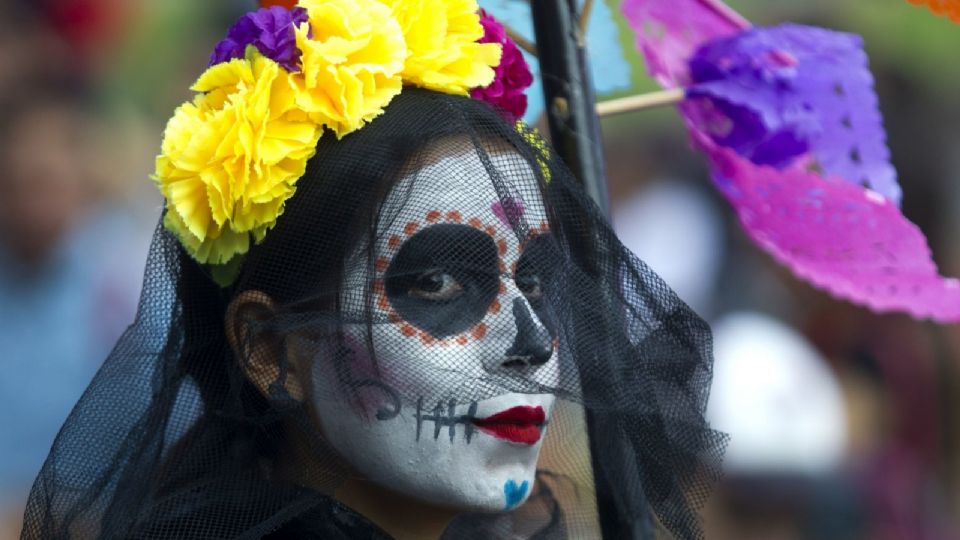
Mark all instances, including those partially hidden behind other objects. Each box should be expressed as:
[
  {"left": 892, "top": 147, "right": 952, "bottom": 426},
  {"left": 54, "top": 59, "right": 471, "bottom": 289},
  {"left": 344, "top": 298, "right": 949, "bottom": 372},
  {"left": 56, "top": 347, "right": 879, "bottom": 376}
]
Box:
[{"left": 225, "top": 290, "right": 306, "bottom": 402}]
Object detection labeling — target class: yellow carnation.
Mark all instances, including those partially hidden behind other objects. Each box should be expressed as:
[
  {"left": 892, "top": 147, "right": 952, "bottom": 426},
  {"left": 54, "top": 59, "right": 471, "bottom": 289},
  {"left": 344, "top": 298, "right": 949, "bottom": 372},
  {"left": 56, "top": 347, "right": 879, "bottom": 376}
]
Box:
[
  {"left": 154, "top": 52, "right": 324, "bottom": 266},
  {"left": 294, "top": 0, "right": 407, "bottom": 137},
  {"left": 383, "top": 0, "right": 502, "bottom": 95}
]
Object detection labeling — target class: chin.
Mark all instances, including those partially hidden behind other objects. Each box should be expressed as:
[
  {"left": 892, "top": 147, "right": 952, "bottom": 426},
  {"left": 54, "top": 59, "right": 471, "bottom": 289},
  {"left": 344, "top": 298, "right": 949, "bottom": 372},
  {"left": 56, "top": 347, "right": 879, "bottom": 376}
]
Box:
[{"left": 393, "top": 464, "right": 538, "bottom": 514}]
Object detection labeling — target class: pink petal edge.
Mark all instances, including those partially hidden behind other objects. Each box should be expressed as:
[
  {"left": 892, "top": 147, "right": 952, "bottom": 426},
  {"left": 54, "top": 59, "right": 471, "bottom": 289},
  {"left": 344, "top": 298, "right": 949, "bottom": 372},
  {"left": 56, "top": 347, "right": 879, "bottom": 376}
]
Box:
[
  {"left": 625, "top": 0, "right": 958, "bottom": 321},
  {"left": 622, "top": 0, "right": 749, "bottom": 87},
  {"left": 692, "top": 127, "right": 960, "bottom": 322}
]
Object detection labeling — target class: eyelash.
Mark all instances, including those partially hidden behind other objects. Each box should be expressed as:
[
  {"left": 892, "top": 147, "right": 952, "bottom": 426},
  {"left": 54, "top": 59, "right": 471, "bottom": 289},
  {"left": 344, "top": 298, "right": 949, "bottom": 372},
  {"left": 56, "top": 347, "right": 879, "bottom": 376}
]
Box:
[
  {"left": 409, "top": 270, "right": 464, "bottom": 301},
  {"left": 515, "top": 275, "right": 543, "bottom": 301},
  {"left": 409, "top": 269, "right": 544, "bottom": 304}
]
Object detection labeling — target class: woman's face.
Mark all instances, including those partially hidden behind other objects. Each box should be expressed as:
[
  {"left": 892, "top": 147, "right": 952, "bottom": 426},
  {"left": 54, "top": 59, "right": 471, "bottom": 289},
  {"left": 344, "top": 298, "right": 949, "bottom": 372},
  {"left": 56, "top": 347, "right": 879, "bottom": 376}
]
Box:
[{"left": 307, "top": 145, "right": 560, "bottom": 512}]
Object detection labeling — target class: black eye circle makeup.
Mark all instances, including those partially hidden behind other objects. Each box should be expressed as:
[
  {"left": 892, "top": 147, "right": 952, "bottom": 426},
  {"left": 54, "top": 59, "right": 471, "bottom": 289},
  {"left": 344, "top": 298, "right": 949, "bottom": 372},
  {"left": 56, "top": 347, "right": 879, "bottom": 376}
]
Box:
[
  {"left": 385, "top": 224, "right": 500, "bottom": 338},
  {"left": 514, "top": 233, "right": 560, "bottom": 334},
  {"left": 516, "top": 234, "right": 557, "bottom": 296},
  {"left": 381, "top": 217, "right": 562, "bottom": 343}
]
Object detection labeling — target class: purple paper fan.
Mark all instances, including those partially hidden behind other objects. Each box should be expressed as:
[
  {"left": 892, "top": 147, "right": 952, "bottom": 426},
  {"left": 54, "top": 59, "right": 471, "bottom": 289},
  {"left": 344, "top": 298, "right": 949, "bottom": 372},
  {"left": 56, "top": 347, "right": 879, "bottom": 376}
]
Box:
[
  {"left": 690, "top": 126, "right": 959, "bottom": 322},
  {"left": 687, "top": 24, "right": 901, "bottom": 205},
  {"left": 625, "top": 0, "right": 959, "bottom": 321}
]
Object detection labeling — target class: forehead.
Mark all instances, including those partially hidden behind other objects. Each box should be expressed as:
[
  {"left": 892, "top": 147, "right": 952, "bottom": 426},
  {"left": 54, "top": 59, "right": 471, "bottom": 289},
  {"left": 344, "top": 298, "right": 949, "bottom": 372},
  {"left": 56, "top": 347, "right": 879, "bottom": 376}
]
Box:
[{"left": 378, "top": 146, "right": 547, "bottom": 236}]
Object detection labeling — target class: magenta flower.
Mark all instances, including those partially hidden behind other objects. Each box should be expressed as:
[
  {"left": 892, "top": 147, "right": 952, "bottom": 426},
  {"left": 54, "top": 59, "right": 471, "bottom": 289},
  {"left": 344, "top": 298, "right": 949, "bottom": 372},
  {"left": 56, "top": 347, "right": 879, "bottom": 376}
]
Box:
[
  {"left": 470, "top": 10, "right": 534, "bottom": 123},
  {"left": 623, "top": 0, "right": 960, "bottom": 322},
  {"left": 209, "top": 6, "right": 308, "bottom": 72}
]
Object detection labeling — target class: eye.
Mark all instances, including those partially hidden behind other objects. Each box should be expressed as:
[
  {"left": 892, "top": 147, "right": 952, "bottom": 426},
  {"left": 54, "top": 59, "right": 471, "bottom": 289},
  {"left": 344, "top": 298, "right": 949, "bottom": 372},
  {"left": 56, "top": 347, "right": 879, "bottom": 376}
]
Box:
[
  {"left": 385, "top": 224, "right": 499, "bottom": 338},
  {"left": 515, "top": 274, "right": 543, "bottom": 301},
  {"left": 410, "top": 270, "right": 464, "bottom": 302},
  {"left": 516, "top": 233, "right": 558, "bottom": 301}
]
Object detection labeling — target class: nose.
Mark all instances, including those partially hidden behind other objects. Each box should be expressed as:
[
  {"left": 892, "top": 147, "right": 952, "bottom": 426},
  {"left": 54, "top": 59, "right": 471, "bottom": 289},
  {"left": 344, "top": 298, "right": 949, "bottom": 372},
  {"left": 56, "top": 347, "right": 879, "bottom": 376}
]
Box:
[{"left": 502, "top": 298, "right": 553, "bottom": 369}]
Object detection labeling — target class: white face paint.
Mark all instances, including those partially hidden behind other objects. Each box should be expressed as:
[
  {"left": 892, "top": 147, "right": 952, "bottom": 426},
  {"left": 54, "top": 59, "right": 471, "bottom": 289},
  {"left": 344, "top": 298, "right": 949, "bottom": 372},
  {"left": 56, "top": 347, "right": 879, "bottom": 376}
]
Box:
[{"left": 309, "top": 146, "right": 559, "bottom": 512}]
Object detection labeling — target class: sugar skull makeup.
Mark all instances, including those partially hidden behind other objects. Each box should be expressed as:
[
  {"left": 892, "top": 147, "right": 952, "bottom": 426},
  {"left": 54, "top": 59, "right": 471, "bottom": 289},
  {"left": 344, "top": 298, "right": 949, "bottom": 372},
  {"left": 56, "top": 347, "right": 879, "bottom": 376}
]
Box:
[{"left": 308, "top": 144, "right": 560, "bottom": 512}]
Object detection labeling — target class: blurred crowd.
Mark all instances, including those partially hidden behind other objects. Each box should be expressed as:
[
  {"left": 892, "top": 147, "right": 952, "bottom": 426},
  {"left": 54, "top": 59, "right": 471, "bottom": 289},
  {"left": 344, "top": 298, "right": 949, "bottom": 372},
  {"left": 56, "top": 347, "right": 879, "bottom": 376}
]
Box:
[
  {"left": 0, "top": 0, "right": 958, "bottom": 539},
  {"left": 0, "top": 1, "right": 241, "bottom": 536}
]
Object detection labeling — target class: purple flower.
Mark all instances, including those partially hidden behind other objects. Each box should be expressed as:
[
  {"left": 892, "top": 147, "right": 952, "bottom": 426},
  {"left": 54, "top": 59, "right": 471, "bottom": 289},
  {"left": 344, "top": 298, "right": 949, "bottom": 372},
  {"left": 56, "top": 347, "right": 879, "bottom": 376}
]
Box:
[
  {"left": 209, "top": 6, "right": 309, "bottom": 72},
  {"left": 470, "top": 10, "right": 534, "bottom": 123}
]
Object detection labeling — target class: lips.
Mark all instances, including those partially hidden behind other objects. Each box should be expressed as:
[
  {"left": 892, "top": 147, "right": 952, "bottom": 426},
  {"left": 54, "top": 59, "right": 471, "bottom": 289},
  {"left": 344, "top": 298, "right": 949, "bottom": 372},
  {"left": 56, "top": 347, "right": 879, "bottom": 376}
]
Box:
[{"left": 472, "top": 406, "right": 546, "bottom": 445}]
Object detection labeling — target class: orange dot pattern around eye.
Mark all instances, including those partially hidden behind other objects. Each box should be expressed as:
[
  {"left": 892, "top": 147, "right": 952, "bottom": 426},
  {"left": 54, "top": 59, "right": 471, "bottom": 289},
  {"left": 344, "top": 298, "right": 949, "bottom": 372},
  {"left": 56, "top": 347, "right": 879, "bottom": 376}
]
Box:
[
  {"left": 472, "top": 323, "right": 488, "bottom": 340},
  {"left": 372, "top": 210, "right": 511, "bottom": 347}
]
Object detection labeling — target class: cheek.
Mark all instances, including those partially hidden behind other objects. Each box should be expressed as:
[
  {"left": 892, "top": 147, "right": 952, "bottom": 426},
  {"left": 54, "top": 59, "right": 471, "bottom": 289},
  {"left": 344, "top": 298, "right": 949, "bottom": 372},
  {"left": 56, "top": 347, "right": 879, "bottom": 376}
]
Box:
[
  {"left": 369, "top": 324, "right": 510, "bottom": 401},
  {"left": 311, "top": 331, "right": 403, "bottom": 421}
]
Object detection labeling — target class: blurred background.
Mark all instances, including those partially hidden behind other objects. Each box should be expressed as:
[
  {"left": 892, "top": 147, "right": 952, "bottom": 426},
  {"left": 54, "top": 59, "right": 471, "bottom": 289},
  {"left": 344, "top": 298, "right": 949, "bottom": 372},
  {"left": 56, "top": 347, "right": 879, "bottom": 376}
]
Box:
[{"left": 0, "top": 1, "right": 957, "bottom": 538}]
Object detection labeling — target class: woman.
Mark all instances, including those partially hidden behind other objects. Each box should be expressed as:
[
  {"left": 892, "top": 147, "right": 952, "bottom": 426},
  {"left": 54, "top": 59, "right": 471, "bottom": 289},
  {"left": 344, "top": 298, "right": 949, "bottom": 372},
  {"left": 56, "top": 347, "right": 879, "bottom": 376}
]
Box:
[{"left": 21, "top": 2, "right": 723, "bottom": 538}]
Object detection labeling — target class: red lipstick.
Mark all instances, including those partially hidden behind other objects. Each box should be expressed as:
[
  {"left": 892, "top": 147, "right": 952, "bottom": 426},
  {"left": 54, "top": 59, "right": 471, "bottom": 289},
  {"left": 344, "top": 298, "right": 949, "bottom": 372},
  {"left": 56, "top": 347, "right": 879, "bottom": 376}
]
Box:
[{"left": 472, "top": 406, "right": 546, "bottom": 445}]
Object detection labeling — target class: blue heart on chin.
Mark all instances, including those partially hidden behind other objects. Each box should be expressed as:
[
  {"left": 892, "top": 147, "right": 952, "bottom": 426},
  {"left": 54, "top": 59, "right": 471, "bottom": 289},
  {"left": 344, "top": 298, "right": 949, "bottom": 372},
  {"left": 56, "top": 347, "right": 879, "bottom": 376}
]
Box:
[{"left": 503, "top": 479, "right": 530, "bottom": 510}]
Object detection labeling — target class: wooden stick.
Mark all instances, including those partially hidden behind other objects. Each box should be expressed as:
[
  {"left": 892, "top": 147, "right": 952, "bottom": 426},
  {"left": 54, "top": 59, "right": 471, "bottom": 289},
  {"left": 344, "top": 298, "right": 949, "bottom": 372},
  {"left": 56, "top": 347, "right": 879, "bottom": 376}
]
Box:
[
  {"left": 596, "top": 88, "right": 686, "bottom": 117},
  {"left": 504, "top": 25, "right": 537, "bottom": 57},
  {"left": 579, "top": 0, "right": 595, "bottom": 35}
]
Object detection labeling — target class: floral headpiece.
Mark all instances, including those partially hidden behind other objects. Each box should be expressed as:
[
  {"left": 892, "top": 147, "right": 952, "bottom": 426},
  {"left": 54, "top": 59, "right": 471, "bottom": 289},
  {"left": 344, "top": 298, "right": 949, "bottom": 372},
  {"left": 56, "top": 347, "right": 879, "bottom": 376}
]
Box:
[{"left": 154, "top": 0, "right": 533, "bottom": 285}]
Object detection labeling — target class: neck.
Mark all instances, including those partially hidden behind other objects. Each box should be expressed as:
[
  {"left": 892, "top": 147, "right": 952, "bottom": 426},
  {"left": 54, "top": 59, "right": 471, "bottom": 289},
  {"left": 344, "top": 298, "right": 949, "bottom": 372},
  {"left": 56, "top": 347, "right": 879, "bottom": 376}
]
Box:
[{"left": 335, "top": 478, "right": 458, "bottom": 540}]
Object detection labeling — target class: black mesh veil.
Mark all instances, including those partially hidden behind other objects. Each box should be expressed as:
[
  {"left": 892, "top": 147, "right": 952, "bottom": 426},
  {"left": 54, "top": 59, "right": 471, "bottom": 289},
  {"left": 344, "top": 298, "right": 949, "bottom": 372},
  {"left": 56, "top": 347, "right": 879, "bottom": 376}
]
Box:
[{"left": 21, "top": 89, "right": 725, "bottom": 539}]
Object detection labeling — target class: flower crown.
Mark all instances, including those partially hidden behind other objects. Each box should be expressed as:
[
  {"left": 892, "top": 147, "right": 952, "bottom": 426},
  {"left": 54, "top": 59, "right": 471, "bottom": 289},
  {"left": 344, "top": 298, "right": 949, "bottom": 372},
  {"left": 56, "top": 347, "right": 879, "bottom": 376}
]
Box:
[{"left": 153, "top": 0, "right": 535, "bottom": 285}]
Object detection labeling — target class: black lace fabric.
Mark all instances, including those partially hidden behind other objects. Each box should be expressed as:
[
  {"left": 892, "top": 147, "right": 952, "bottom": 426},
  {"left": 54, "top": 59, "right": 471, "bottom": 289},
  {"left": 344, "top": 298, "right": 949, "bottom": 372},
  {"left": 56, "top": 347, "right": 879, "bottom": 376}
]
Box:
[{"left": 21, "top": 89, "right": 725, "bottom": 539}]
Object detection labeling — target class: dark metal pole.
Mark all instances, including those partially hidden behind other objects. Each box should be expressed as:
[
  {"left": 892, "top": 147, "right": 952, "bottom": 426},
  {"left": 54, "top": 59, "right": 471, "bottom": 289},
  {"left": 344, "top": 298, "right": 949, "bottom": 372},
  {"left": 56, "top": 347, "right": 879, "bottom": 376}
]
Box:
[
  {"left": 531, "top": 0, "right": 610, "bottom": 217},
  {"left": 531, "top": 2, "right": 652, "bottom": 539}
]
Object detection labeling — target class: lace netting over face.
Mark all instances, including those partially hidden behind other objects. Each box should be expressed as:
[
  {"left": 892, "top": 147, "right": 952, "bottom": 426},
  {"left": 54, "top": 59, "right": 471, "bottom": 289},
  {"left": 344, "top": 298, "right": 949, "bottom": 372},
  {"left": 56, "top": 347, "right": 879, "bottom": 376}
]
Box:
[{"left": 21, "top": 89, "right": 725, "bottom": 539}]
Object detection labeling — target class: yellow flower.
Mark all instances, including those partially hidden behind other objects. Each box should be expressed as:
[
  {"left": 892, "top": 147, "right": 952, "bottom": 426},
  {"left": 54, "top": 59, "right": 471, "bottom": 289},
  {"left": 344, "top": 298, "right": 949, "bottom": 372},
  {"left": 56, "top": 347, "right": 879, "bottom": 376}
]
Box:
[
  {"left": 294, "top": 0, "right": 407, "bottom": 137},
  {"left": 154, "top": 52, "right": 324, "bottom": 266},
  {"left": 383, "top": 0, "right": 502, "bottom": 95},
  {"left": 516, "top": 121, "right": 552, "bottom": 184}
]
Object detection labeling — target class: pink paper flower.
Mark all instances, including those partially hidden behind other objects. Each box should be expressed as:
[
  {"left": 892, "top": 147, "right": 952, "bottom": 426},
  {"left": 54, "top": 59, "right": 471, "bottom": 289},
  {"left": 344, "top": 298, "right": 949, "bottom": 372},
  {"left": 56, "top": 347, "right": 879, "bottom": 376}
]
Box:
[
  {"left": 623, "top": 0, "right": 960, "bottom": 322},
  {"left": 470, "top": 10, "right": 534, "bottom": 123}
]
